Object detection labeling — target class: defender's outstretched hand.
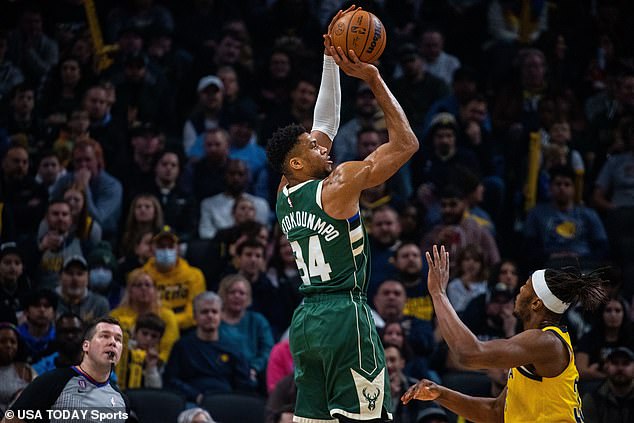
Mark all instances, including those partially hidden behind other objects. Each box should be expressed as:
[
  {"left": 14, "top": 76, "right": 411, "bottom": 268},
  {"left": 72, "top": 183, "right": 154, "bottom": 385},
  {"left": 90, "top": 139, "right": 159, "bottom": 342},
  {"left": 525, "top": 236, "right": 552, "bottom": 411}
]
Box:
[
  {"left": 426, "top": 245, "right": 450, "bottom": 297},
  {"left": 401, "top": 379, "right": 441, "bottom": 404}
]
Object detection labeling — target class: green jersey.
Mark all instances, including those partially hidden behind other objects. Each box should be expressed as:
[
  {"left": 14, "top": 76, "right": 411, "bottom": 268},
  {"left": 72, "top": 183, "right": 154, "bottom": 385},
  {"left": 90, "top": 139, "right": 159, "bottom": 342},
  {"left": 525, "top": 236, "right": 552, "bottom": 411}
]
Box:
[{"left": 276, "top": 179, "right": 369, "bottom": 296}]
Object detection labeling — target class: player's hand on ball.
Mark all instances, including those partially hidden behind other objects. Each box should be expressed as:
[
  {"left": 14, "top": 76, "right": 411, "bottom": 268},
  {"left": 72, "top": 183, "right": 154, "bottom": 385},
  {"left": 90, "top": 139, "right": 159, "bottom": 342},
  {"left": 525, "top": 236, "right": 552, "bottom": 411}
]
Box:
[
  {"left": 324, "top": 5, "right": 359, "bottom": 54},
  {"left": 401, "top": 379, "right": 441, "bottom": 404},
  {"left": 329, "top": 46, "right": 378, "bottom": 81}
]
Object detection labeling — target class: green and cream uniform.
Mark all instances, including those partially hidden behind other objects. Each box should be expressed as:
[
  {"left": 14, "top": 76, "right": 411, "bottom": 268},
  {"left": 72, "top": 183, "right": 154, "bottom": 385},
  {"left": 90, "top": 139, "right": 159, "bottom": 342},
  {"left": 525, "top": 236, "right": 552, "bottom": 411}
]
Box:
[{"left": 277, "top": 179, "right": 392, "bottom": 423}]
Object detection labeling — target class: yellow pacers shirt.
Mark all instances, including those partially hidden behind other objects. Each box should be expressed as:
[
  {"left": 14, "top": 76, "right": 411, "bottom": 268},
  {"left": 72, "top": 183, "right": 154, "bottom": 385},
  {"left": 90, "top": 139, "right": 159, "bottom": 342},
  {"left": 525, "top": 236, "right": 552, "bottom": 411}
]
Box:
[{"left": 504, "top": 326, "right": 583, "bottom": 423}]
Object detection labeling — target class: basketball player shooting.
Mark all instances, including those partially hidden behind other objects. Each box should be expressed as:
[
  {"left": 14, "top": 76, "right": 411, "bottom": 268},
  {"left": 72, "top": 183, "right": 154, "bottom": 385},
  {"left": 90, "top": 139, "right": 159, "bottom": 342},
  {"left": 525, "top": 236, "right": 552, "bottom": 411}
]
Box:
[
  {"left": 402, "top": 245, "right": 608, "bottom": 422},
  {"left": 266, "top": 5, "right": 418, "bottom": 422}
]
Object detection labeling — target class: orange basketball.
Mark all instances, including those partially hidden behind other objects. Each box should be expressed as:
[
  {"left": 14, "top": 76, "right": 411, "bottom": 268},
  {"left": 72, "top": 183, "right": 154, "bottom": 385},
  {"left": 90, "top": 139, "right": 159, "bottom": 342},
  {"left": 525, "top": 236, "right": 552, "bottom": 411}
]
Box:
[{"left": 330, "top": 10, "right": 386, "bottom": 63}]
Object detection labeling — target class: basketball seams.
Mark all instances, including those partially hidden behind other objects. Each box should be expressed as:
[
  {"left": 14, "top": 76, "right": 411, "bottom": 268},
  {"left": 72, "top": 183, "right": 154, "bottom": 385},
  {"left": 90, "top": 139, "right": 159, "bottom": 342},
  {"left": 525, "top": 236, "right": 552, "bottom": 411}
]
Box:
[
  {"left": 330, "top": 10, "right": 386, "bottom": 63},
  {"left": 356, "top": 12, "right": 372, "bottom": 61}
]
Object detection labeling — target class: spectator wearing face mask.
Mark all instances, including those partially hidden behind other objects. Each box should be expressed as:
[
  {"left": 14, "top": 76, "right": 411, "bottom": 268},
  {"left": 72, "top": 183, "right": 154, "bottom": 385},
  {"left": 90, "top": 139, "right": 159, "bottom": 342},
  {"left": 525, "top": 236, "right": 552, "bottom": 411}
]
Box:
[
  {"left": 86, "top": 241, "right": 119, "bottom": 304},
  {"left": 142, "top": 226, "right": 205, "bottom": 330}
]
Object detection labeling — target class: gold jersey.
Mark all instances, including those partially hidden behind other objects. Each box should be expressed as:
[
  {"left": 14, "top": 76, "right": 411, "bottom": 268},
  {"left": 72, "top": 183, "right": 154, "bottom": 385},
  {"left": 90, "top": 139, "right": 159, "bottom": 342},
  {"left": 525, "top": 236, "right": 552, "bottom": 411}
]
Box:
[{"left": 504, "top": 326, "right": 583, "bottom": 423}]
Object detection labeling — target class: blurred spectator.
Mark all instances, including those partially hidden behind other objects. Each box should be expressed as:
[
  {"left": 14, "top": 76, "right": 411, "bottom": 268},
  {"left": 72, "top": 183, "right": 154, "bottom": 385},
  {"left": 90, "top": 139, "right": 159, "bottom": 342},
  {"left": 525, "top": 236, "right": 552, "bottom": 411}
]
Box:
[
  {"left": 38, "top": 56, "right": 87, "bottom": 126},
  {"left": 0, "top": 243, "right": 30, "bottom": 316},
  {"left": 119, "top": 194, "right": 164, "bottom": 258},
  {"left": 422, "top": 66, "right": 485, "bottom": 137},
  {"left": 593, "top": 121, "right": 634, "bottom": 298},
  {"left": 257, "top": 48, "right": 295, "bottom": 116},
  {"left": 164, "top": 292, "right": 255, "bottom": 404},
  {"left": 373, "top": 279, "right": 435, "bottom": 366},
  {"left": 55, "top": 255, "right": 109, "bottom": 322},
  {"left": 0, "top": 30, "right": 24, "bottom": 104},
  {"left": 266, "top": 338, "right": 293, "bottom": 394},
  {"left": 492, "top": 48, "right": 550, "bottom": 136},
  {"left": 486, "top": 0, "right": 548, "bottom": 46},
  {"left": 17, "top": 289, "right": 57, "bottom": 362},
  {"left": 576, "top": 297, "right": 634, "bottom": 381},
  {"left": 582, "top": 347, "right": 634, "bottom": 423},
  {"left": 367, "top": 206, "right": 401, "bottom": 303},
  {"left": 524, "top": 165, "right": 608, "bottom": 268},
  {"left": 4, "top": 83, "right": 45, "bottom": 157},
  {"left": 217, "top": 65, "right": 258, "bottom": 126},
  {"left": 461, "top": 282, "right": 517, "bottom": 342},
  {"left": 105, "top": 0, "right": 174, "bottom": 44},
  {"left": 232, "top": 238, "right": 296, "bottom": 340},
  {"left": 419, "top": 28, "right": 461, "bottom": 86},
  {"left": 384, "top": 343, "right": 423, "bottom": 423},
  {"left": 422, "top": 185, "right": 500, "bottom": 269},
  {"left": 35, "top": 150, "right": 65, "bottom": 194},
  {"left": 461, "top": 170, "right": 496, "bottom": 236},
  {"left": 393, "top": 243, "right": 433, "bottom": 324},
  {"left": 488, "top": 259, "right": 520, "bottom": 294},
  {"left": 0, "top": 322, "right": 35, "bottom": 415},
  {"left": 412, "top": 113, "right": 481, "bottom": 206},
  {"left": 259, "top": 76, "right": 318, "bottom": 149},
  {"left": 111, "top": 52, "right": 171, "bottom": 126},
  {"left": 32, "top": 312, "right": 83, "bottom": 374},
  {"left": 265, "top": 233, "right": 302, "bottom": 300},
  {"left": 140, "top": 150, "right": 197, "bottom": 242},
  {"left": 218, "top": 274, "right": 274, "bottom": 386},
  {"left": 38, "top": 184, "right": 102, "bottom": 246},
  {"left": 52, "top": 109, "right": 91, "bottom": 168},
  {"left": 116, "top": 312, "right": 165, "bottom": 390},
  {"left": 25, "top": 200, "right": 82, "bottom": 290},
  {"left": 50, "top": 139, "right": 123, "bottom": 239},
  {"left": 173, "top": 0, "right": 241, "bottom": 53},
  {"left": 447, "top": 244, "right": 489, "bottom": 313},
  {"left": 183, "top": 75, "right": 226, "bottom": 155},
  {"left": 6, "top": 6, "right": 59, "bottom": 85},
  {"left": 227, "top": 106, "right": 269, "bottom": 198},
  {"left": 333, "top": 83, "right": 382, "bottom": 164},
  {"left": 189, "top": 128, "right": 231, "bottom": 203},
  {"left": 110, "top": 268, "right": 179, "bottom": 364},
  {"left": 113, "top": 122, "right": 164, "bottom": 202},
  {"left": 1, "top": 144, "right": 47, "bottom": 239},
  {"left": 199, "top": 159, "right": 270, "bottom": 239},
  {"left": 118, "top": 230, "right": 154, "bottom": 281},
  {"left": 177, "top": 408, "right": 217, "bottom": 423},
  {"left": 142, "top": 226, "right": 205, "bottom": 331},
  {"left": 392, "top": 43, "right": 450, "bottom": 129},
  {"left": 86, "top": 241, "right": 118, "bottom": 298},
  {"left": 81, "top": 85, "right": 127, "bottom": 173}
]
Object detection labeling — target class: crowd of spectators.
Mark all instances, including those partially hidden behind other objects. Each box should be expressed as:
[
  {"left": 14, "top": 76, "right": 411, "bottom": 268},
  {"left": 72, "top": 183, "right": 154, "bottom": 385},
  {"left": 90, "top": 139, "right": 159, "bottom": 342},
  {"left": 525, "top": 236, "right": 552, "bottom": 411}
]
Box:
[{"left": 0, "top": 1, "right": 634, "bottom": 422}]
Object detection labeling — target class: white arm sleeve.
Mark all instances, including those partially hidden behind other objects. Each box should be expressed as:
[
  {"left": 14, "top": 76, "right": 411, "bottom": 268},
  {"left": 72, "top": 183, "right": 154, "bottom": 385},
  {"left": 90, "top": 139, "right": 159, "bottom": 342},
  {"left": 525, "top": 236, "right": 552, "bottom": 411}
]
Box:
[{"left": 311, "top": 54, "right": 341, "bottom": 141}]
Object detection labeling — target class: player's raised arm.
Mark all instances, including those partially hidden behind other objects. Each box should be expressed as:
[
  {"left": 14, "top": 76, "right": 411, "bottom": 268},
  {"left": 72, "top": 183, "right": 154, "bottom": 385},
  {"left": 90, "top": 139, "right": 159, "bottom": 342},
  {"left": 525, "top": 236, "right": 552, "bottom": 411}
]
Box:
[{"left": 328, "top": 46, "right": 418, "bottom": 192}]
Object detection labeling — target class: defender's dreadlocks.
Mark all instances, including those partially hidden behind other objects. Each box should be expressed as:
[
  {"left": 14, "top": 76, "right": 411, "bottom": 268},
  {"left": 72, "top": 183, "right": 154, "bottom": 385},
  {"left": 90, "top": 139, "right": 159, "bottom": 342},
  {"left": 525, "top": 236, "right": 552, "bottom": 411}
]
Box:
[
  {"left": 545, "top": 267, "right": 609, "bottom": 312},
  {"left": 266, "top": 124, "right": 307, "bottom": 175}
]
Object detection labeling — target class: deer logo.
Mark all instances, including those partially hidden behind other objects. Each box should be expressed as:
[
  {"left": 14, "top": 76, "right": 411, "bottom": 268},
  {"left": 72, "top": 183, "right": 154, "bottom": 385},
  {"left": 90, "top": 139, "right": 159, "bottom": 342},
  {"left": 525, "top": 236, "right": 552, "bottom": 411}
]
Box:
[{"left": 362, "top": 387, "right": 380, "bottom": 411}]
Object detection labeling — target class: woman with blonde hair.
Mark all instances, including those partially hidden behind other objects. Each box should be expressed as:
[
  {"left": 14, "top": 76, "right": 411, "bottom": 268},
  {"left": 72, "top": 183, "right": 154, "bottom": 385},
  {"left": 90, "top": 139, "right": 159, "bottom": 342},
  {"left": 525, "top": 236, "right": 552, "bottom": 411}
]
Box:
[
  {"left": 119, "top": 194, "right": 164, "bottom": 257},
  {"left": 218, "top": 273, "right": 274, "bottom": 385},
  {"left": 110, "top": 269, "right": 179, "bottom": 362}
]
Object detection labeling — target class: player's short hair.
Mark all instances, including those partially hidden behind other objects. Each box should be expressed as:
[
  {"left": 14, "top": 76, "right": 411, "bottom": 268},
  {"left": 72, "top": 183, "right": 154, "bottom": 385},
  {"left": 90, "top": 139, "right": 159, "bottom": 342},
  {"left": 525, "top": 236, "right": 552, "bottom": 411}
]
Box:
[
  {"left": 266, "top": 124, "right": 307, "bottom": 174},
  {"left": 83, "top": 316, "right": 122, "bottom": 341}
]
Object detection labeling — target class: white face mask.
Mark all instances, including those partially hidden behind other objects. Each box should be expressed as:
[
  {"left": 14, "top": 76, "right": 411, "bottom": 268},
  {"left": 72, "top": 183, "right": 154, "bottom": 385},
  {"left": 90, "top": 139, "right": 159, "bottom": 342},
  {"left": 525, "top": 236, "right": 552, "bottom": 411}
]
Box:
[
  {"left": 155, "top": 248, "right": 177, "bottom": 267},
  {"left": 89, "top": 267, "right": 112, "bottom": 291}
]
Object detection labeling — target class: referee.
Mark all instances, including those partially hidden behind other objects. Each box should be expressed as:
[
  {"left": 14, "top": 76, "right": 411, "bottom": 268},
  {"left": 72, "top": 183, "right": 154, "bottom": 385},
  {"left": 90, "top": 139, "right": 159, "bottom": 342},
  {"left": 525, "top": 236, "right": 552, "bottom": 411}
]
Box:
[{"left": 2, "top": 317, "right": 132, "bottom": 423}]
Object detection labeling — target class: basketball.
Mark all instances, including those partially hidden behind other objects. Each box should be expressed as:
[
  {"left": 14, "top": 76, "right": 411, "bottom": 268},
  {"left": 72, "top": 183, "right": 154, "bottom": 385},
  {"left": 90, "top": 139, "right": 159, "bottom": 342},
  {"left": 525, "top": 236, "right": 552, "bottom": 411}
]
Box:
[{"left": 330, "top": 10, "right": 386, "bottom": 63}]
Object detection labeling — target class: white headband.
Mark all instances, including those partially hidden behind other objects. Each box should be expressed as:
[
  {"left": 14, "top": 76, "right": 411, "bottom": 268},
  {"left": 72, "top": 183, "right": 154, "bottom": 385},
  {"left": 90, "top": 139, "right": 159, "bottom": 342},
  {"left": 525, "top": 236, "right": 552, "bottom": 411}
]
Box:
[{"left": 532, "top": 269, "right": 570, "bottom": 314}]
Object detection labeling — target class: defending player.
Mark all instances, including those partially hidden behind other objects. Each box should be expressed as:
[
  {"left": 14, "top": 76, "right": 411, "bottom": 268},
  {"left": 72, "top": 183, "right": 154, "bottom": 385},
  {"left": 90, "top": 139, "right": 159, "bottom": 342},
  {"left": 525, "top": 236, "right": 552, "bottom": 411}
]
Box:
[
  {"left": 402, "top": 245, "right": 608, "bottom": 422},
  {"left": 266, "top": 6, "right": 418, "bottom": 423}
]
